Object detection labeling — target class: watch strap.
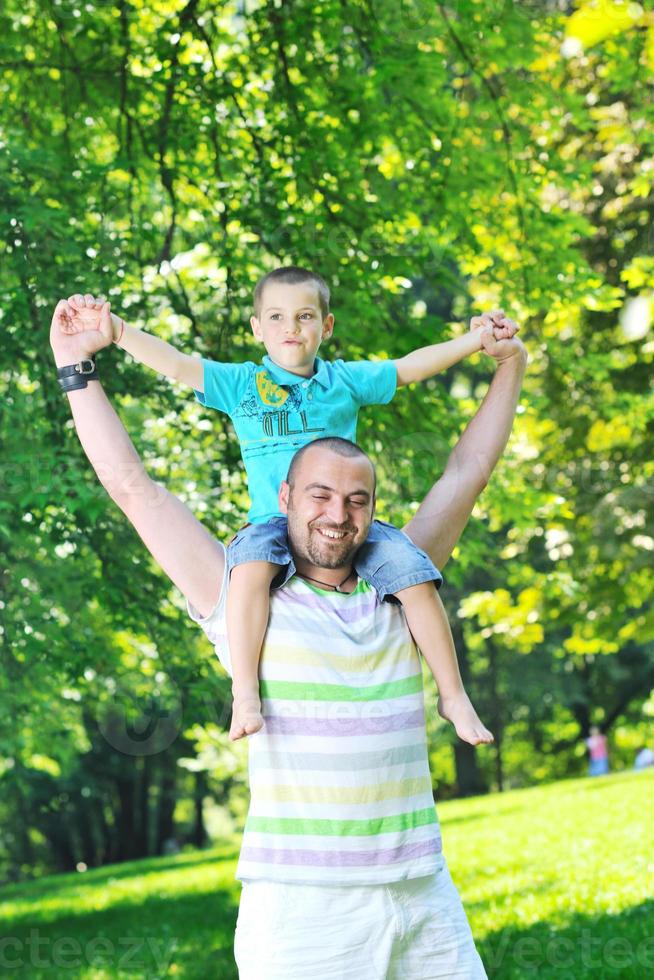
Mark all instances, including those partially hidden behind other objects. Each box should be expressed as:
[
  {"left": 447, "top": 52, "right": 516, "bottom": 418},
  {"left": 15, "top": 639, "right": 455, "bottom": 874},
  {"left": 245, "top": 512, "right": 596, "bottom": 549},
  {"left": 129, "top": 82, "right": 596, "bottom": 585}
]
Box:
[{"left": 57, "top": 358, "right": 99, "bottom": 392}]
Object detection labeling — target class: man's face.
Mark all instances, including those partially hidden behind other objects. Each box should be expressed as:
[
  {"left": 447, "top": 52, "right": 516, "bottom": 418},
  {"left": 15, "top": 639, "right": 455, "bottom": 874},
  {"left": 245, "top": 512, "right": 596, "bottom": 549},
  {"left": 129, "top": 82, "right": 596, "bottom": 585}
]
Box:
[
  {"left": 250, "top": 281, "right": 334, "bottom": 376},
  {"left": 280, "top": 447, "right": 375, "bottom": 569}
]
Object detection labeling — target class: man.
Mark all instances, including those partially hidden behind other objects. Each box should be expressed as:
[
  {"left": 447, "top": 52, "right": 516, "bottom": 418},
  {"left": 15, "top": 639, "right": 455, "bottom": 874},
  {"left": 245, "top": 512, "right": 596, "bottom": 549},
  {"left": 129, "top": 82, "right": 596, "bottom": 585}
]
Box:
[{"left": 50, "top": 297, "right": 527, "bottom": 977}]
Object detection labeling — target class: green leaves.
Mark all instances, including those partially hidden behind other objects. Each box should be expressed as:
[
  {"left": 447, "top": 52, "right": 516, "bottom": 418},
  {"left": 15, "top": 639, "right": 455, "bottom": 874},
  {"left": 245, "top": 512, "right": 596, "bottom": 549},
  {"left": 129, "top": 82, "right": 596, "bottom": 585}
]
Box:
[{"left": 1, "top": 0, "right": 652, "bottom": 878}]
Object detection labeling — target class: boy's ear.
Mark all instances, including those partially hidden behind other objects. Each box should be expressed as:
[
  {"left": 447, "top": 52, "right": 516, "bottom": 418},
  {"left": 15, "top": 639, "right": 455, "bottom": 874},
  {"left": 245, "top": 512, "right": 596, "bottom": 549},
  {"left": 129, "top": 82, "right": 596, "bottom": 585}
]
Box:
[
  {"left": 279, "top": 481, "right": 290, "bottom": 514},
  {"left": 321, "top": 313, "right": 334, "bottom": 341},
  {"left": 250, "top": 315, "right": 263, "bottom": 341}
]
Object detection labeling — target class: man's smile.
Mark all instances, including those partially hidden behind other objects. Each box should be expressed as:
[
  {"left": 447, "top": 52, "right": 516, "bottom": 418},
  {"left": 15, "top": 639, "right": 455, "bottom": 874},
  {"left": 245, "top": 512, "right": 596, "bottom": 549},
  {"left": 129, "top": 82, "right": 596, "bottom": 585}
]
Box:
[{"left": 315, "top": 527, "right": 350, "bottom": 540}]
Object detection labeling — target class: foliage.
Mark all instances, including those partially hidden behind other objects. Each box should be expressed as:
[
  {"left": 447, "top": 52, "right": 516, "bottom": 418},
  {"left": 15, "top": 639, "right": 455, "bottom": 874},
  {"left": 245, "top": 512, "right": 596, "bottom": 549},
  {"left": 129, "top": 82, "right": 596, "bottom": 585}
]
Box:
[{"left": 0, "top": 0, "right": 652, "bottom": 879}]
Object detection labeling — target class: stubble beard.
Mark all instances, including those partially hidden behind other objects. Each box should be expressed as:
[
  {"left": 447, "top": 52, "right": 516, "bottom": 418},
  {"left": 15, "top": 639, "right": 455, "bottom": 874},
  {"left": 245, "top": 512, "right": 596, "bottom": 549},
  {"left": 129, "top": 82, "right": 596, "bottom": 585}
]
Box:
[
  {"left": 287, "top": 512, "right": 366, "bottom": 571},
  {"left": 303, "top": 530, "right": 361, "bottom": 569}
]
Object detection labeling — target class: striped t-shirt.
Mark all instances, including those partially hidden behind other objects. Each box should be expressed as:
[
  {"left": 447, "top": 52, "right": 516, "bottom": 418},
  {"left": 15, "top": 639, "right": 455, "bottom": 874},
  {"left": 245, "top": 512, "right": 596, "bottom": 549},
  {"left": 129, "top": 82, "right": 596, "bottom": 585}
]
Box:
[{"left": 188, "top": 542, "right": 444, "bottom": 886}]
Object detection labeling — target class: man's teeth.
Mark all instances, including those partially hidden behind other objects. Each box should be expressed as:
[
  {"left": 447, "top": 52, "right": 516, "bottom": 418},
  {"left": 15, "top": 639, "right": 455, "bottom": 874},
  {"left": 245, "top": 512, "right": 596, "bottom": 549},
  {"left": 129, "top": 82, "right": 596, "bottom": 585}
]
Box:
[{"left": 317, "top": 528, "right": 347, "bottom": 539}]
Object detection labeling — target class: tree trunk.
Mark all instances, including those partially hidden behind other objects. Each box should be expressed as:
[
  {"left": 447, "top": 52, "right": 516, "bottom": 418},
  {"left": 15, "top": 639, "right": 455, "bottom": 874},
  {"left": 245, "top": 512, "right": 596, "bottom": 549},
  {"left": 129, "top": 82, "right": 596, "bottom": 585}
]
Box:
[
  {"left": 78, "top": 794, "right": 98, "bottom": 866},
  {"left": 453, "top": 742, "right": 487, "bottom": 797},
  {"left": 139, "top": 755, "right": 153, "bottom": 856},
  {"left": 449, "top": 620, "right": 488, "bottom": 796},
  {"left": 156, "top": 756, "right": 177, "bottom": 854},
  {"left": 192, "top": 770, "right": 208, "bottom": 848},
  {"left": 114, "top": 768, "right": 137, "bottom": 861},
  {"left": 487, "top": 640, "right": 504, "bottom": 792}
]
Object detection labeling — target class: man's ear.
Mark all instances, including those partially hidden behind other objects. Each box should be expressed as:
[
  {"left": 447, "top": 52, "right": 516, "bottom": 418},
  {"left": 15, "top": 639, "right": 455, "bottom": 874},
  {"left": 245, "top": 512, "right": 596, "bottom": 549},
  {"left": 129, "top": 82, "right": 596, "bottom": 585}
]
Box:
[
  {"left": 279, "top": 481, "right": 290, "bottom": 514},
  {"left": 251, "top": 315, "right": 263, "bottom": 342},
  {"left": 321, "top": 313, "right": 334, "bottom": 342}
]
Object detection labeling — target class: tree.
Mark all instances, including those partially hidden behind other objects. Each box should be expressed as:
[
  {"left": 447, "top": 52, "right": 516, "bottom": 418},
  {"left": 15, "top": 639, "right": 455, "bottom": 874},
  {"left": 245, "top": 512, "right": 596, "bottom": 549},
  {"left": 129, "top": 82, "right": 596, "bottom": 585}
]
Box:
[{"left": 1, "top": 0, "right": 652, "bottom": 878}]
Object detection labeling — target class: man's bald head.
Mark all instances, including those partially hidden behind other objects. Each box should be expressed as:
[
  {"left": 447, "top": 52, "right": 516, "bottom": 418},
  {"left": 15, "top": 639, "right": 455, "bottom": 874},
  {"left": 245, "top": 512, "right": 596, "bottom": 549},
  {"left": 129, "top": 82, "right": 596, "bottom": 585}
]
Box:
[{"left": 286, "top": 437, "right": 376, "bottom": 494}]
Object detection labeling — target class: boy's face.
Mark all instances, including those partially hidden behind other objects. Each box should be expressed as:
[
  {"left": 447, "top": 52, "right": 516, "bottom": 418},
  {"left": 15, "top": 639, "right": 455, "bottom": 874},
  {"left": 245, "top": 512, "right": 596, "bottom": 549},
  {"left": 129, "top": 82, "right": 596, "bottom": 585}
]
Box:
[{"left": 250, "top": 281, "right": 334, "bottom": 377}]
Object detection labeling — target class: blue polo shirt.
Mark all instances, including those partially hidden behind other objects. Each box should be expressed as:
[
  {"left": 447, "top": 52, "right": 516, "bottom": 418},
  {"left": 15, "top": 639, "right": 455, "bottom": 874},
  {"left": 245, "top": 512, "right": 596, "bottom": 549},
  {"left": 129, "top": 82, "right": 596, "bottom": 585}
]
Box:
[{"left": 195, "top": 354, "right": 397, "bottom": 523}]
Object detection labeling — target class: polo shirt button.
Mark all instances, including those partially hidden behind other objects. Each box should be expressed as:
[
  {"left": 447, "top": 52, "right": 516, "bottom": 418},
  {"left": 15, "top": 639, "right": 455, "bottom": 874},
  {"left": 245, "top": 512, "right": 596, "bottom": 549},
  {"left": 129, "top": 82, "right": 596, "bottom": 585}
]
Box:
[
  {"left": 302, "top": 381, "right": 309, "bottom": 388},
  {"left": 307, "top": 392, "right": 313, "bottom": 400}
]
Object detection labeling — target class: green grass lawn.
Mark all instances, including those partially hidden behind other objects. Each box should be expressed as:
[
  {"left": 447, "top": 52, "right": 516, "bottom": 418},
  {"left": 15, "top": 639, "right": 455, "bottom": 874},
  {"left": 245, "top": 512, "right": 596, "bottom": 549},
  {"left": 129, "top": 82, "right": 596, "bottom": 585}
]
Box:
[
  {"left": 443, "top": 769, "right": 654, "bottom": 978},
  {"left": 1, "top": 770, "right": 652, "bottom": 978}
]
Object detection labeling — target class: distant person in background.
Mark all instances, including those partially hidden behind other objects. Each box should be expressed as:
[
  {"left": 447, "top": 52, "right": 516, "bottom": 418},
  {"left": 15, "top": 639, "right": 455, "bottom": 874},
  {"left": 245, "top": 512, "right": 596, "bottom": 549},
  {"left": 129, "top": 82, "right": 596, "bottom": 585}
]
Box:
[
  {"left": 634, "top": 746, "right": 654, "bottom": 771},
  {"left": 585, "top": 725, "right": 610, "bottom": 776}
]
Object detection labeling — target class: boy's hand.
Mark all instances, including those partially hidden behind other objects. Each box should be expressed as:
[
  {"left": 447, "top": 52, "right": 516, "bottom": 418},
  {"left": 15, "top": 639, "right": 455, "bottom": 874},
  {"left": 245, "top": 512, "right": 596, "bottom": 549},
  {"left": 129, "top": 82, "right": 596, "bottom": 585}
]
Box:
[
  {"left": 67, "top": 292, "right": 117, "bottom": 335},
  {"left": 50, "top": 296, "right": 113, "bottom": 368},
  {"left": 470, "top": 308, "right": 519, "bottom": 342}
]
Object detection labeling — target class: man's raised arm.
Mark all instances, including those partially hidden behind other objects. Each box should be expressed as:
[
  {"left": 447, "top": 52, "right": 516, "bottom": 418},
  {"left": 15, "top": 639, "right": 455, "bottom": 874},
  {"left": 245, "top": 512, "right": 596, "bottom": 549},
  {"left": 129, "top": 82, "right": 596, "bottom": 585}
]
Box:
[
  {"left": 50, "top": 299, "right": 224, "bottom": 618},
  {"left": 404, "top": 331, "right": 528, "bottom": 569}
]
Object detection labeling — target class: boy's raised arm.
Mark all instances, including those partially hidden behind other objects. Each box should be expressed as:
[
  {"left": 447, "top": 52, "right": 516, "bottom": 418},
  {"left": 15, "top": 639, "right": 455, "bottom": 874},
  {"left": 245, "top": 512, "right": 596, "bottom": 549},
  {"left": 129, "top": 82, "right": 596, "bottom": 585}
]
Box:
[
  {"left": 403, "top": 332, "right": 528, "bottom": 569},
  {"left": 51, "top": 299, "right": 224, "bottom": 618},
  {"left": 394, "top": 309, "right": 517, "bottom": 387},
  {"left": 67, "top": 293, "right": 204, "bottom": 391}
]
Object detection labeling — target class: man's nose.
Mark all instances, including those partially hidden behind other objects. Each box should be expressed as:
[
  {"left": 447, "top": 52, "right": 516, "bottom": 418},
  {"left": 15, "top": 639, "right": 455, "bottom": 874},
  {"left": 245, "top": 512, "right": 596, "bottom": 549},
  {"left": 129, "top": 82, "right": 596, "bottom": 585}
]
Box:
[{"left": 325, "top": 498, "right": 348, "bottom": 525}]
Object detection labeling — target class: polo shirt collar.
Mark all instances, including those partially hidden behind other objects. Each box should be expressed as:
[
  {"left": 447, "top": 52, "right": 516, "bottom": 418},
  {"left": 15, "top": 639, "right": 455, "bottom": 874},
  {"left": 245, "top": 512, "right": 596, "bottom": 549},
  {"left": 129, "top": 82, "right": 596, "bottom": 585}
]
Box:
[{"left": 262, "top": 354, "right": 330, "bottom": 389}]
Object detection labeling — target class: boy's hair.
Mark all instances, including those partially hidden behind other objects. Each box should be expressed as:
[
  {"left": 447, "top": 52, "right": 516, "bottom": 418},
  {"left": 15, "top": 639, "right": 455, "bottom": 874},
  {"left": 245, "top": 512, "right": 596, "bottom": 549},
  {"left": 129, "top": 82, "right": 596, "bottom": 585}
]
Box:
[
  {"left": 286, "top": 437, "right": 376, "bottom": 493},
  {"left": 253, "top": 266, "right": 331, "bottom": 321}
]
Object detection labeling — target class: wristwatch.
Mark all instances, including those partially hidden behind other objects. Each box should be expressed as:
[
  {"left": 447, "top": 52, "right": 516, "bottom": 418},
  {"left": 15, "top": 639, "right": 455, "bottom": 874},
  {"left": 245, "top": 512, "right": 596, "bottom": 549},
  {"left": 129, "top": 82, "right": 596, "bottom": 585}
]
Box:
[{"left": 56, "top": 357, "right": 99, "bottom": 392}]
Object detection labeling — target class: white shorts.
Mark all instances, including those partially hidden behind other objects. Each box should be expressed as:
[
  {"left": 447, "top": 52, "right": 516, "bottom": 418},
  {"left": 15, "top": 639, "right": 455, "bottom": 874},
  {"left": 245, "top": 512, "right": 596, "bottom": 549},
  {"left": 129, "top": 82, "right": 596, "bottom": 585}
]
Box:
[{"left": 234, "top": 862, "right": 488, "bottom": 979}]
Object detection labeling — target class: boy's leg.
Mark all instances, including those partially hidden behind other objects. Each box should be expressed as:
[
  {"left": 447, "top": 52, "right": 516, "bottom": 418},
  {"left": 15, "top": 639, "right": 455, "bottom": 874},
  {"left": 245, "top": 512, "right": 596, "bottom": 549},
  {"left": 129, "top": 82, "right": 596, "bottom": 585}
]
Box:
[
  {"left": 397, "top": 584, "right": 493, "bottom": 746},
  {"left": 226, "top": 561, "right": 279, "bottom": 741},
  {"left": 355, "top": 521, "right": 491, "bottom": 744}
]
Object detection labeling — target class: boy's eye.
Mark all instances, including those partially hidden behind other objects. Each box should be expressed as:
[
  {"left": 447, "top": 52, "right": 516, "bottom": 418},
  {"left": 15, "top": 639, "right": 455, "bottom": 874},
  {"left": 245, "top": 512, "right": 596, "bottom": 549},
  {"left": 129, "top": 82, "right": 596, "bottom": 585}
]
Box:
[
  {"left": 269, "top": 312, "right": 313, "bottom": 321},
  {"left": 312, "top": 495, "right": 328, "bottom": 501}
]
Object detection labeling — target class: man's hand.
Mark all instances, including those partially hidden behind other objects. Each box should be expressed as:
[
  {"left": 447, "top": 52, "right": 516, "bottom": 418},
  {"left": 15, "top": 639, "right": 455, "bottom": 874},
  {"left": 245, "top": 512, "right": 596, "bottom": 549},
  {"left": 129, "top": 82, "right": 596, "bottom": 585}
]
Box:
[
  {"left": 50, "top": 295, "right": 113, "bottom": 368},
  {"left": 480, "top": 331, "right": 527, "bottom": 364}
]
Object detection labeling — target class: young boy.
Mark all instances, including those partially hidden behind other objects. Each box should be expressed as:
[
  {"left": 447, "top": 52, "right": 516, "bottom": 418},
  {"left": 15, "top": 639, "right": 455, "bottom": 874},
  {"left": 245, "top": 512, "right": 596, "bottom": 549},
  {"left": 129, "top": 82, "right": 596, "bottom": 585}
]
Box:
[{"left": 65, "top": 269, "right": 517, "bottom": 745}]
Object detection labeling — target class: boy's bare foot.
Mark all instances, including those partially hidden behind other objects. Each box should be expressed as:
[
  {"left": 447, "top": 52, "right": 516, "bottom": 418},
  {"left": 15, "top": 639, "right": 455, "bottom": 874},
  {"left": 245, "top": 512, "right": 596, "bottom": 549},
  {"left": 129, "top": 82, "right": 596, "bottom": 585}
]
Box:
[
  {"left": 229, "top": 693, "right": 264, "bottom": 741},
  {"left": 437, "top": 692, "right": 494, "bottom": 745}
]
